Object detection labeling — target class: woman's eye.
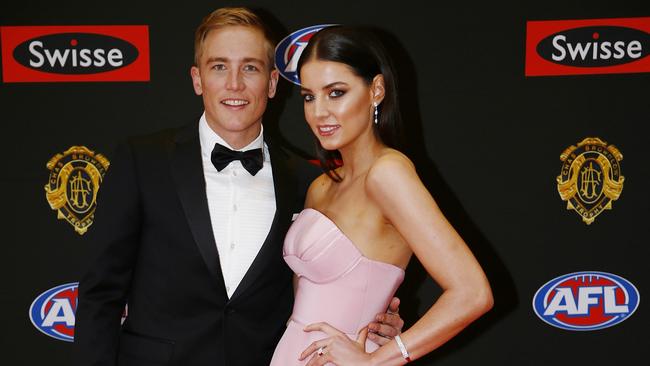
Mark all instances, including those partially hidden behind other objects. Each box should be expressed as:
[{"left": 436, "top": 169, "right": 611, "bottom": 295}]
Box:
[
  {"left": 329, "top": 89, "right": 345, "bottom": 98},
  {"left": 302, "top": 94, "right": 314, "bottom": 102}
]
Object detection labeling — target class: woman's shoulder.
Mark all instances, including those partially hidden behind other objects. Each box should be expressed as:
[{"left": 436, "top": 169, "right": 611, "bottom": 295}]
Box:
[
  {"left": 369, "top": 148, "right": 415, "bottom": 178},
  {"left": 365, "top": 149, "right": 419, "bottom": 195},
  {"left": 305, "top": 172, "right": 333, "bottom": 207}
]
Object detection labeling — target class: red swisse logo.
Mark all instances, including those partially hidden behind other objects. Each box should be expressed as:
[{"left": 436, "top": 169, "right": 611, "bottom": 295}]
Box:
[
  {"left": 1, "top": 25, "right": 149, "bottom": 82},
  {"left": 526, "top": 17, "right": 650, "bottom": 76}
]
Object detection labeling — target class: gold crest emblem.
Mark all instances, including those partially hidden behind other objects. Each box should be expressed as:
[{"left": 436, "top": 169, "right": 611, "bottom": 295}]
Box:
[
  {"left": 557, "top": 137, "right": 624, "bottom": 224},
  {"left": 45, "top": 146, "right": 110, "bottom": 234}
]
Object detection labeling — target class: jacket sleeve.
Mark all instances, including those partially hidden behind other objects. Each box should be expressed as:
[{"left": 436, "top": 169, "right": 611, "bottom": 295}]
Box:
[{"left": 73, "top": 141, "right": 142, "bottom": 366}]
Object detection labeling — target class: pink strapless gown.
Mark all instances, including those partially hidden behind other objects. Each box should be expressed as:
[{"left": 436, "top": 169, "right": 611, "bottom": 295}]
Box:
[{"left": 270, "top": 208, "right": 405, "bottom": 365}]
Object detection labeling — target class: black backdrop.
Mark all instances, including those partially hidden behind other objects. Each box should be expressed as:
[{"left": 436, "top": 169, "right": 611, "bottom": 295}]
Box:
[{"left": 2, "top": 0, "right": 649, "bottom": 364}]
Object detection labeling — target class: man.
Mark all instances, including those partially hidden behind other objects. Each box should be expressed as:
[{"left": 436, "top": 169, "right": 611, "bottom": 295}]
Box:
[{"left": 74, "top": 7, "right": 401, "bottom": 366}]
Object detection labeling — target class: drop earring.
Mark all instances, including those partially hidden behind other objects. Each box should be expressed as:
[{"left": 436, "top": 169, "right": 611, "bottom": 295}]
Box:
[{"left": 373, "top": 102, "right": 379, "bottom": 125}]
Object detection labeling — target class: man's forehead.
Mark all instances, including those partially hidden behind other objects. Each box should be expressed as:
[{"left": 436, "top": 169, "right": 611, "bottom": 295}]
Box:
[
  {"left": 201, "top": 27, "right": 271, "bottom": 61},
  {"left": 204, "top": 26, "right": 267, "bottom": 48}
]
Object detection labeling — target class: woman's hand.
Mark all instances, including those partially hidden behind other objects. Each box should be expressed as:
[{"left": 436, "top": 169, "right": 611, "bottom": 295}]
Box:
[
  {"left": 367, "top": 297, "right": 404, "bottom": 345},
  {"left": 300, "top": 322, "right": 374, "bottom": 366}
]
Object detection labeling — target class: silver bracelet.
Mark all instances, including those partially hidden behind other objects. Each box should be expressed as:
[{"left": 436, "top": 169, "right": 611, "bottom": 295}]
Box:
[{"left": 394, "top": 334, "right": 412, "bottom": 362}]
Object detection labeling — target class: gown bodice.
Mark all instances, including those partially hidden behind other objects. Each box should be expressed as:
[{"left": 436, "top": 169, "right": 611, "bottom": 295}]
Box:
[{"left": 270, "top": 208, "right": 404, "bottom": 365}]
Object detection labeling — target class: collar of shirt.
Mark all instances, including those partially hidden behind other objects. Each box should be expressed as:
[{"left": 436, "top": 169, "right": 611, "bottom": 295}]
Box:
[{"left": 198, "top": 112, "right": 267, "bottom": 163}]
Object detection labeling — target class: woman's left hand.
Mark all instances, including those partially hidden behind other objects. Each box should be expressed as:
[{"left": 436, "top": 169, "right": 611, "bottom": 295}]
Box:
[{"left": 300, "top": 322, "right": 373, "bottom": 366}]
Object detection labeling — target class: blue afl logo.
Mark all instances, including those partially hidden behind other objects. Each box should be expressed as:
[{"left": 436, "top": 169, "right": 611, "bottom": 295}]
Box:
[
  {"left": 275, "top": 24, "right": 336, "bottom": 85},
  {"left": 29, "top": 282, "right": 79, "bottom": 342},
  {"left": 532, "top": 271, "right": 640, "bottom": 331}
]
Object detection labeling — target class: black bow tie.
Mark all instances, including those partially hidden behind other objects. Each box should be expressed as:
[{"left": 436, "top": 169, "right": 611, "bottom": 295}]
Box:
[{"left": 211, "top": 142, "right": 264, "bottom": 176}]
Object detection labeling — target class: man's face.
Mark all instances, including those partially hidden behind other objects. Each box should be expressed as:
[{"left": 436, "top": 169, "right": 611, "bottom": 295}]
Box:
[{"left": 191, "top": 26, "right": 278, "bottom": 145}]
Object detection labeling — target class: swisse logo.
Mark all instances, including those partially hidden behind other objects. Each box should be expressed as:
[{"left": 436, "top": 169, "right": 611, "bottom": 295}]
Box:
[
  {"left": 29, "top": 283, "right": 78, "bottom": 342},
  {"left": 14, "top": 33, "right": 139, "bottom": 74},
  {"left": 526, "top": 17, "right": 650, "bottom": 76},
  {"left": 539, "top": 26, "right": 649, "bottom": 66},
  {"left": 275, "top": 24, "right": 335, "bottom": 85},
  {"left": 532, "top": 271, "right": 640, "bottom": 331},
  {"left": 1, "top": 25, "right": 149, "bottom": 82}
]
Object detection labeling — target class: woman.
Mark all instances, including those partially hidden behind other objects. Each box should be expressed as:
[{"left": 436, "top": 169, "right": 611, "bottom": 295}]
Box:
[{"left": 270, "top": 26, "right": 493, "bottom": 365}]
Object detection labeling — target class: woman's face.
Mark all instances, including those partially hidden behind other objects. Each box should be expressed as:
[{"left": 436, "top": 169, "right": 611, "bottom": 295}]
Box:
[{"left": 299, "top": 59, "right": 375, "bottom": 151}]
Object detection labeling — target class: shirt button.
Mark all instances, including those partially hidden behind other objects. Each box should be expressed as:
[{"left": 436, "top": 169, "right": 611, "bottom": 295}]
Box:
[
  {"left": 230, "top": 242, "right": 235, "bottom": 250},
  {"left": 225, "top": 285, "right": 230, "bottom": 293},
  {"left": 233, "top": 204, "right": 237, "bottom": 211},
  {"left": 232, "top": 170, "right": 237, "bottom": 176}
]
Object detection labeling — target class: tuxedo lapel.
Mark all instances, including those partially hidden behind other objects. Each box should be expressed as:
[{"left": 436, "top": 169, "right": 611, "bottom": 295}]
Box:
[
  {"left": 170, "top": 123, "right": 228, "bottom": 299},
  {"left": 229, "top": 134, "right": 297, "bottom": 302}
]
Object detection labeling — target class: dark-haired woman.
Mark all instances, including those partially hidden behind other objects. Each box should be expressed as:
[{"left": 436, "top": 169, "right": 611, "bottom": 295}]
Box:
[{"left": 270, "top": 26, "right": 493, "bottom": 366}]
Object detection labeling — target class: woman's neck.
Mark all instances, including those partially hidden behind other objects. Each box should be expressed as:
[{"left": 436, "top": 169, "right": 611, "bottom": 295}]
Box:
[{"left": 338, "top": 130, "right": 384, "bottom": 182}]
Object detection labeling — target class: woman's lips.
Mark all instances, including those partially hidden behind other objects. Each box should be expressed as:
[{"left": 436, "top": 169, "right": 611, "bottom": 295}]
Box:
[{"left": 317, "top": 124, "right": 340, "bottom": 136}]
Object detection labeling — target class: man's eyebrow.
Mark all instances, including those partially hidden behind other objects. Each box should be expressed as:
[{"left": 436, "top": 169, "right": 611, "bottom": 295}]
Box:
[
  {"left": 204, "top": 57, "right": 227, "bottom": 65},
  {"left": 241, "top": 57, "right": 266, "bottom": 65},
  {"left": 205, "top": 57, "right": 266, "bottom": 64}
]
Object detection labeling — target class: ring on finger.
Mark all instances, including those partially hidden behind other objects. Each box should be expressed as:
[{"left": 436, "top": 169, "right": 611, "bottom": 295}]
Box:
[{"left": 317, "top": 347, "right": 324, "bottom": 356}]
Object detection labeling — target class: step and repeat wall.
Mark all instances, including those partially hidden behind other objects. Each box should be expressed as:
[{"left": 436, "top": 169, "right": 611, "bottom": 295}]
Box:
[{"left": 2, "top": 1, "right": 649, "bottom": 364}]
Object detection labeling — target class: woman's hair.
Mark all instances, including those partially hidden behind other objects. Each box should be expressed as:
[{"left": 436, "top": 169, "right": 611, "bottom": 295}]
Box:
[{"left": 297, "top": 26, "right": 403, "bottom": 181}]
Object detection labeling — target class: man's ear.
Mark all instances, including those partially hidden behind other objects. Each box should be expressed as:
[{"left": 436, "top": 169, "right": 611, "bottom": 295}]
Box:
[
  {"left": 191, "top": 66, "right": 203, "bottom": 95},
  {"left": 268, "top": 68, "right": 280, "bottom": 98},
  {"left": 371, "top": 74, "right": 385, "bottom": 105}
]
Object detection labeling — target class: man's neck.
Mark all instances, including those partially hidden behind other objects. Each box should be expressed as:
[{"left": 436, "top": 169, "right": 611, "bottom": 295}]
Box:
[{"left": 207, "top": 122, "right": 262, "bottom": 150}]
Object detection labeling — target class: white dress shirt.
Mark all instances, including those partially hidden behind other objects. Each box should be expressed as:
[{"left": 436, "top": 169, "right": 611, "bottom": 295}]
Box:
[{"left": 198, "top": 113, "right": 276, "bottom": 298}]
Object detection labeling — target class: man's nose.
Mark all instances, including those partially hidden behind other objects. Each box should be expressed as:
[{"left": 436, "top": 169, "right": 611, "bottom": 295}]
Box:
[{"left": 226, "top": 69, "right": 244, "bottom": 91}]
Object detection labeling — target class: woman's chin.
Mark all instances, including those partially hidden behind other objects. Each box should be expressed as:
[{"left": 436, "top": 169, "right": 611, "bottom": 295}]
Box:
[{"left": 319, "top": 140, "right": 341, "bottom": 151}]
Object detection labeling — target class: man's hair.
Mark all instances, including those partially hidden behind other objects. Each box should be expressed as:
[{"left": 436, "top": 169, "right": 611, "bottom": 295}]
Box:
[{"left": 194, "top": 7, "right": 276, "bottom": 68}]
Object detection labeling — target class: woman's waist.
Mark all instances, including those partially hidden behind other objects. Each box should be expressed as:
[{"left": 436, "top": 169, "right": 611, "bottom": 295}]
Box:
[
  {"left": 290, "top": 284, "right": 392, "bottom": 335},
  {"left": 287, "top": 315, "right": 361, "bottom": 337}
]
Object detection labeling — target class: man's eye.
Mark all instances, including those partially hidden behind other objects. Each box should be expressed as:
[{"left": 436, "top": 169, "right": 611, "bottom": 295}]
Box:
[
  {"left": 329, "top": 89, "right": 345, "bottom": 98},
  {"left": 302, "top": 94, "right": 314, "bottom": 102},
  {"left": 212, "top": 64, "right": 226, "bottom": 71},
  {"left": 243, "top": 65, "right": 259, "bottom": 72}
]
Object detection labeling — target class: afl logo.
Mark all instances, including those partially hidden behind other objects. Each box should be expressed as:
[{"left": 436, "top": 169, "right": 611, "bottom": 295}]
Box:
[
  {"left": 275, "top": 24, "right": 335, "bottom": 85},
  {"left": 532, "top": 271, "right": 639, "bottom": 331},
  {"left": 29, "top": 283, "right": 78, "bottom": 342}
]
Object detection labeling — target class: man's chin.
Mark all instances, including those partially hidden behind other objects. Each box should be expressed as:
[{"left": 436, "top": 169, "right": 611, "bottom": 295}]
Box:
[{"left": 207, "top": 119, "right": 262, "bottom": 135}]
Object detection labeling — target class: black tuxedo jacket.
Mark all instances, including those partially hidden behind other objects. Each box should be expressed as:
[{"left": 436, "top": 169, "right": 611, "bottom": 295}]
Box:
[{"left": 74, "top": 122, "right": 318, "bottom": 366}]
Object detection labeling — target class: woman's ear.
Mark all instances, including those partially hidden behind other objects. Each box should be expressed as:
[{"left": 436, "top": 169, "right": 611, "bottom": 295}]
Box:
[{"left": 371, "top": 74, "right": 386, "bottom": 105}]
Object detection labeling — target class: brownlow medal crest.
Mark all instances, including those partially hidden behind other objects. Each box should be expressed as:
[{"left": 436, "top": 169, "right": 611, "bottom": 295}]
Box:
[
  {"left": 557, "top": 138, "right": 624, "bottom": 224},
  {"left": 44, "top": 146, "right": 110, "bottom": 234}
]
